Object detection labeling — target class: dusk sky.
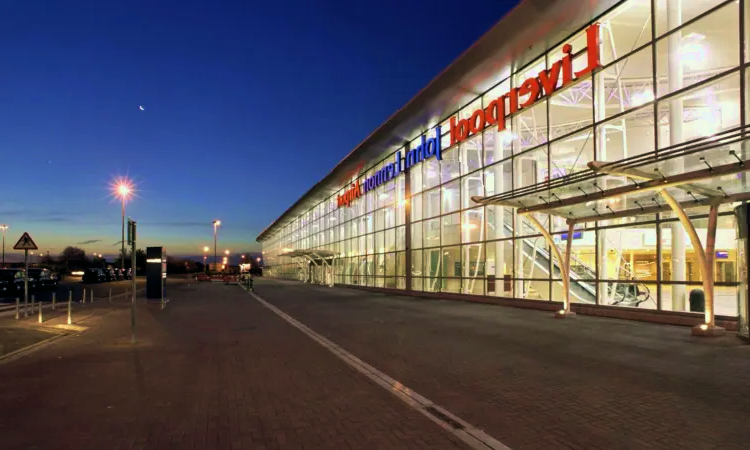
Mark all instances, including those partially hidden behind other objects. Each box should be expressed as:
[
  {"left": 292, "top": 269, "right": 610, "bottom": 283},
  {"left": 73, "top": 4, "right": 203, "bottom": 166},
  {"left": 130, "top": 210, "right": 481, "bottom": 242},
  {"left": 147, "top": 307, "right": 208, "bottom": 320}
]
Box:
[{"left": 0, "top": 0, "right": 518, "bottom": 261}]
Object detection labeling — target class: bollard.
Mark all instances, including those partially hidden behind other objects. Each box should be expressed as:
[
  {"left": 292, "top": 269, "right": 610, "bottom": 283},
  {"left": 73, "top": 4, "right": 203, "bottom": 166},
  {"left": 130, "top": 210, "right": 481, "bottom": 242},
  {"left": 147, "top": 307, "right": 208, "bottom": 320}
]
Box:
[
  {"left": 82, "top": 288, "right": 86, "bottom": 304},
  {"left": 31, "top": 295, "right": 35, "bottom": 315},
  {"left": 38, "top": 297, "right": 43, "bottom": 323},
  {"left": 91, "top": 289, "right": 94, "bottom": 304},
  {"left": 109, "top": 289, "right": 112, "bottom": 304},
  {"left": 52, "top": 292, "right": 56, "bottom": 311},
  {"left": 24, "top": 293, "right": 28, "bottom": 317},
  {"left": 67, "top": 291, "right": 72, "bottom": 325},
  {"left": 15, "top": 297, "right": 20, "bottom": 320}
]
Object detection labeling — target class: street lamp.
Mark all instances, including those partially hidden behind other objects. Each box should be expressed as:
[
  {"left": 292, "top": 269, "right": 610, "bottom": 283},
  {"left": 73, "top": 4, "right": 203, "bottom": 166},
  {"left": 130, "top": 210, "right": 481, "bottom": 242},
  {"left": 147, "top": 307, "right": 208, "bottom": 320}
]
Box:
[
  {"left": 0, "top": 224, "right": 8, "bottom": 268},
  {"left": 203, "top": 246, "right": 209, "bottom": 268},
  {"left": 212, "top": 220, "right": 221, "bottom": 271},
  {"left": 112, "top": 177, "right": 134, "bottom": 273}
]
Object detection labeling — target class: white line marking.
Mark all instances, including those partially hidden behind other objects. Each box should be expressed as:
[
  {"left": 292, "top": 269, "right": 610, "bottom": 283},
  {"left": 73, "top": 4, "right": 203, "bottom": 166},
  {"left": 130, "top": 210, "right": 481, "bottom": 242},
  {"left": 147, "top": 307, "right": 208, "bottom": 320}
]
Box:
[{"left": 246, "top": 288, "right": 512, "bottom": 450}]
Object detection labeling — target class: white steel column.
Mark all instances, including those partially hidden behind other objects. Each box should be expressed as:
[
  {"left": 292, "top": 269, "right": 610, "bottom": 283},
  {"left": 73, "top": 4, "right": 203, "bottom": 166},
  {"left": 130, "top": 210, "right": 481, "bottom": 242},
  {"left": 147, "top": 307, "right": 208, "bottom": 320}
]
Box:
[
  {"left": 667, "top": 0, "right": 687, "bottom": 312},
  {"left": 514, "top": 156, "right": 526, "bottom": 298},
  {"left": 659, "top": 191, "right": 725, "bottom": 336},
  {"left": 494, "top": 129, "right": 507, "bottom": 296},
  {"left": 594, "top": 44, "right": 611, "bottom": 306}
]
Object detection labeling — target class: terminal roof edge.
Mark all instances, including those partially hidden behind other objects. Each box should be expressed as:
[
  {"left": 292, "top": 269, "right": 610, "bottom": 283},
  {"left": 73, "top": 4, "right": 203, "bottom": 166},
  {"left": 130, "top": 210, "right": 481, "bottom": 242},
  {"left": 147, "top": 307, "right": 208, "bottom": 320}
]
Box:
[{"left": 256, "top": 0, "right": 622, "bottom": 242}]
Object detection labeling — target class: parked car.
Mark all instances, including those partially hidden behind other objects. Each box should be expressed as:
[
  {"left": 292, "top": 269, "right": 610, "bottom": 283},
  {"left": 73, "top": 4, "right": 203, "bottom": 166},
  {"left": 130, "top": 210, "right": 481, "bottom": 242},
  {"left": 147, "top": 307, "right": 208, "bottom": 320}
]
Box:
[
  {"left": 113, "top": 268, "right": 123, "bottom": 281},
  {"left": 28, "top": 268, "right": 58, "bottom": 290},
  {"left": 82, "top": 268, "right": 106, "bottom": 283},
  {"left": 196, "top": 273, "right": 210, "bottom": 282},
  {"left": 101, "top": 268, "right": 115, "bottom": 282},
  {"left": 0, "top": 269, "right": 25, "bottom": 296},
  {"left": 122, "top": 268, "right": 132, "bottom": 280}
]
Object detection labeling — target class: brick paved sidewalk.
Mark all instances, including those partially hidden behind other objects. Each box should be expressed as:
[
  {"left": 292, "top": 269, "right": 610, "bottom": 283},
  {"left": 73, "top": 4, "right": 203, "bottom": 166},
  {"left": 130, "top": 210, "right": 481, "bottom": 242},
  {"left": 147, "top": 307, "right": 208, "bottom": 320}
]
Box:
[
  {"left": 0, "top": 283, "right": 469, "bottom": 450},
  {"left": 254, "top": 279, "right": 750, "bottom": 450}
]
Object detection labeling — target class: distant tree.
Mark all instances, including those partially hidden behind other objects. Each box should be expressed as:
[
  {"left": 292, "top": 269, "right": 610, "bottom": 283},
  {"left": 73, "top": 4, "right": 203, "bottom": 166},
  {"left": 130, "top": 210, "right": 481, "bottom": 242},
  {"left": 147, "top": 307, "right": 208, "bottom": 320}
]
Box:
[
  {"left": 39, "top": 253, "right": 56, "bottom": 265},
  {"left": 59, "top": 246, "right": 87, "bottom": 269},
  {"left": 135, "top": 249, "right": 146, "bottom": 271}
]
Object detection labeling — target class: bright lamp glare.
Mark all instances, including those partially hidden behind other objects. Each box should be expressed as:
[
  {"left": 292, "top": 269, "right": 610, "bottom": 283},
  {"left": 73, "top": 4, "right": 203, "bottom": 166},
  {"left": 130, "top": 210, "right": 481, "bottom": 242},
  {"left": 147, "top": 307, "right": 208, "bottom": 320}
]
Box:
[{"left": 110, "top": 177, "right": 135, "bottom": 201}]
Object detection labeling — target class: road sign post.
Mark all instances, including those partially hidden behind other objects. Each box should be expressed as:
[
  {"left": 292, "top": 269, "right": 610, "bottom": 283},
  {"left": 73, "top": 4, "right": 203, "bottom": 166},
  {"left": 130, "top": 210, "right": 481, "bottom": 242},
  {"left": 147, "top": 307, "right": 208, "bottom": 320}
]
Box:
[
  {"left": 128, "top": 219, "right": 137, "bottom": 344},
  {"left": 13, "top": 232, "right": 38, "bottom": 317}
]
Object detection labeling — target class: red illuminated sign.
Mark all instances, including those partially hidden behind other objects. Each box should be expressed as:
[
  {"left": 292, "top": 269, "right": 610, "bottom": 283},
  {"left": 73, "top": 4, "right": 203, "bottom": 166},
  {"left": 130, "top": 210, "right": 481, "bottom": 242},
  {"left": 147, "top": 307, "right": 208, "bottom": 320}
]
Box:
[
  {"left": 337, "top": 183, "right": 362, "bottom": 207},
  {"left": 449, "top": 23, "right": 602, "bottom": 146}
]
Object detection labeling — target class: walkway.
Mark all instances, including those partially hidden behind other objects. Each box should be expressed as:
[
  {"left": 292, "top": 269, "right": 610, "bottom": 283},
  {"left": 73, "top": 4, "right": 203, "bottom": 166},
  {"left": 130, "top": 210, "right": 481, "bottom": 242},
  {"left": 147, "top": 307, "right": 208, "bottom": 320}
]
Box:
[
  {"left": 0, "top": 282, "right": 468, "bottom": 450},
  {"left": 254, "top": 279, "right": 750, "bottom": 450}
]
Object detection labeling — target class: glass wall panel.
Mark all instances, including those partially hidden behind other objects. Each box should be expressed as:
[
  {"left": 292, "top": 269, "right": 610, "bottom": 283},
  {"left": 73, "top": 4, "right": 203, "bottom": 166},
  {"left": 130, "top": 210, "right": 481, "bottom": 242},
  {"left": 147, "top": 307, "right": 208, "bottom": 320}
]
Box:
[
  {"left": 462, "top": 172, "right": 484, "bottom": 210},
  {"left": 655, "top": 2, "right": 739, "bottom": 98},
  {"left": 462, "top": 208, "right": 484, "bottom": 243},
  {"left": 424, "top": 218, "right": 441, "bottom": 248},
  {"left": 442, "top": 213, "right": 461, "bottom": 246},
  {"left": 442, "top": 180, "right": 460, "bottom": 214},
  {"left": 424, "top": 188, "right": 441, "bottom": 219},
  {"left": 597, "top": 105, "right": 655, "bottom": 161}
]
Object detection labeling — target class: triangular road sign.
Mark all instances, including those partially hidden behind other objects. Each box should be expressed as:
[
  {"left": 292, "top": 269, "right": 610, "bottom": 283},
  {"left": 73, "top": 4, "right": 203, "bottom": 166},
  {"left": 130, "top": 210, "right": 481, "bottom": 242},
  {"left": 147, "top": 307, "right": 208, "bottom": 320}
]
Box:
[{"left": 13, "top": 232, "right": 38, "bottom": 250}]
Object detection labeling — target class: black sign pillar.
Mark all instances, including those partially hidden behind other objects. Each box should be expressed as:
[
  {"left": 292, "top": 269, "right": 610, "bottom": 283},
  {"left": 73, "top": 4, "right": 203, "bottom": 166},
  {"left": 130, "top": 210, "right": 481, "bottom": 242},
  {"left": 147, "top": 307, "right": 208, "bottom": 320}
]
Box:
[{"left": 146, "top": 246, "right": 166, "bottom": 302}]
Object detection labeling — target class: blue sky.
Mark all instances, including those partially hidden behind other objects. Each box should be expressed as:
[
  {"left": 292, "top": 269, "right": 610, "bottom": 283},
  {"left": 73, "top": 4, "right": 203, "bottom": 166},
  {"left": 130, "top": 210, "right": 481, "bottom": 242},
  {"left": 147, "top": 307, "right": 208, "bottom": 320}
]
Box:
[{"left": 0, "top": 0, "right": 518, "bottom": 261}]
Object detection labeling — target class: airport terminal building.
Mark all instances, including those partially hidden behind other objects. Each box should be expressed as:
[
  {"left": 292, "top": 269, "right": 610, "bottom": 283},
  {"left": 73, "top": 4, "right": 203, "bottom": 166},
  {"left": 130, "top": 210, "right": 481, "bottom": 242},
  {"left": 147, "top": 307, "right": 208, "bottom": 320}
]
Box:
[{"left": 257, "top": 0, "right": 750, "bottom": 337}]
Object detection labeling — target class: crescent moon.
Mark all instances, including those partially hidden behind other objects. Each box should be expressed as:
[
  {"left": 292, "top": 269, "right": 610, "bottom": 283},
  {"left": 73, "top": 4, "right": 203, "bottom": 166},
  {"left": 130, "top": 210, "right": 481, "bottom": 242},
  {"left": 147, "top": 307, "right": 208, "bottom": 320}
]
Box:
[{"left": 139, "top": 105, "right": 145, "bottom": 111}]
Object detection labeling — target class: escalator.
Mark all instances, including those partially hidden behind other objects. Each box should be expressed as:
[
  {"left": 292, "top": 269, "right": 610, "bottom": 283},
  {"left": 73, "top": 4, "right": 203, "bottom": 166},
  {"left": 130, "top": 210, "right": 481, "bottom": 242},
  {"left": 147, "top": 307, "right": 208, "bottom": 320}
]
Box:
[{"left": 500, "top": 219, "right": 597, "bottom": 304}]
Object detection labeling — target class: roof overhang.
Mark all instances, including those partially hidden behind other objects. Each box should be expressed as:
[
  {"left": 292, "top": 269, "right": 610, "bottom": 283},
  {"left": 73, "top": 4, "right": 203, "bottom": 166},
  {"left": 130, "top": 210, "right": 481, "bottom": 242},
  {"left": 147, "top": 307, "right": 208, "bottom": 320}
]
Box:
[
  {"left": 256, "top": 0, "right": 624, "bottom": 242},
  {"left": 471, "top": 127, "right": 750, "bottom": 222},
  {"left": 279, "top": 250, "right": 338, "bottom": 260}
]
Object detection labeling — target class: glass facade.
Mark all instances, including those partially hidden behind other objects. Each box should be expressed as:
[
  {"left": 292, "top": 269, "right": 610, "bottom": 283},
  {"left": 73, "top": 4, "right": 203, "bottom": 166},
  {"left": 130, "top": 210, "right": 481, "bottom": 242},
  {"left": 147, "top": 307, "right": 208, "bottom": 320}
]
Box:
[{"left": 261, "top": 0, "right": 746, "bottom": 318}]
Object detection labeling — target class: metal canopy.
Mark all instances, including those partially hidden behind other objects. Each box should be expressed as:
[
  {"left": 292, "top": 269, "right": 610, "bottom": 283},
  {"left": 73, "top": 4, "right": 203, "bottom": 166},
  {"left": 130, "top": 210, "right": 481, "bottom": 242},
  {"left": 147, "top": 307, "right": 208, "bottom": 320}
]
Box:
[
  {"left": 279, "top": 250, "right": 337, "bottom": 287},
  {"left": 279, "top": 250, "right": 337, "bottom": 260},
  {"left": 471, "top": 127, "right": 750, "bottom": 334},
  {"left": 472, "top": 127, "right": 750, "bottom": 219}
]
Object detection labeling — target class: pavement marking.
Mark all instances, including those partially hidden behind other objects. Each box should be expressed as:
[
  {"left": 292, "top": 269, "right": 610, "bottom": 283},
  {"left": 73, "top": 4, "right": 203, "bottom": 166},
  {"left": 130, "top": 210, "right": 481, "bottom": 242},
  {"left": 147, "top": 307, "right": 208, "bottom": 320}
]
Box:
[
  {"left": 0, "top": 331, "right": 70, "bottom": 365},
  {"left": 245, "top": 288, "right": 512, "bottom": 450}
]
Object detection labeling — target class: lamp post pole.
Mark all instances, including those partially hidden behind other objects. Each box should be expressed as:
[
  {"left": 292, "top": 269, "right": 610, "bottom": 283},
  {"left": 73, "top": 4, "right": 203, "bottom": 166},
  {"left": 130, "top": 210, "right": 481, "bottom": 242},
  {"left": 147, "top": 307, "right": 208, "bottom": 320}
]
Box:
[
  {"left": 213, "top": 220, "right": 221, "bottom": 272},
  {"left": 121, "top": 196, "right": 125, "bottom": 273}
]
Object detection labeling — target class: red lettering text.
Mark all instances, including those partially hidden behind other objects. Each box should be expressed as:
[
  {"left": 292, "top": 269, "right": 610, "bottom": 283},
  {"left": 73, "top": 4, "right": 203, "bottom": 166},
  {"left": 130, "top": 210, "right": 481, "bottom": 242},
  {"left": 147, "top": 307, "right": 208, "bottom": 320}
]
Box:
[
  {"left": 518, "top": 78, "right": 541, "bottom": 108},
  {"left": 447, "top": 23, "right": 601, "bottom": 147}
]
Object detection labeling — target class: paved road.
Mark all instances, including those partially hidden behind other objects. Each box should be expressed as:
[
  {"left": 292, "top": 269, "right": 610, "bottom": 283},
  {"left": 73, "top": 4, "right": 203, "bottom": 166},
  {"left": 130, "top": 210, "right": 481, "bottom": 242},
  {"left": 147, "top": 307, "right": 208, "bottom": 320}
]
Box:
[
  {"left": 253, "top": 279, "right": 750, "bottom": 450},
  {"left": 0, "top": 283, "right": 469, "bottom": 450}
]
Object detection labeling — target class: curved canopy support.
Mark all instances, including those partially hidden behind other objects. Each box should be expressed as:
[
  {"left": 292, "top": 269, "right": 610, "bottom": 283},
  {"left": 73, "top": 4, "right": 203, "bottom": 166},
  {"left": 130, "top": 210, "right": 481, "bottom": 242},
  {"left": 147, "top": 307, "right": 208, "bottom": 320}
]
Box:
[
  {"left": 659, "top": 190, "right": 722, "bottom": 333},
  {"left": 312, "top": 252, "right": 335, "bottom": 287},
  {"left": 525, "top": 214, "right": 574, "bottom": 317}
]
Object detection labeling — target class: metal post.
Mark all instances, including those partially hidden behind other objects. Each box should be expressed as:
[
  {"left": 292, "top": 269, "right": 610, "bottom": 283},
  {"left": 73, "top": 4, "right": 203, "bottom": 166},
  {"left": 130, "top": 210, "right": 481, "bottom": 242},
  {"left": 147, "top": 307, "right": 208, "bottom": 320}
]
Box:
[
  {"left": 24, "top": 249, "right": 29, "bottom": 315},
  {"left": 31, "top": 294, "right": 35, "bottom": 315},
  {"left": 91, "top": 289, "right": 94, "bottom": 304},
  {"left": 121, "top": 197, "right": 125, "bottom": 273},
  {"left": 67, "top": 290, "right": 72, "bottom": 325},
  {"left": 109, "top": 289, "right": 112, "bottom": 304},
  {"left": 38, "top": 296, "right": 42, "bottom": 323},
  {"left": 15, "top": 297, "right": 19, "bottom": 320},
  {"left": 52, "top": 292, "right": 56, "bottom": 311},
  {"left": 82, "top": 288, "right": 86, "bottom": 304},
  {"left": 131, "top": 226, "right": 137, "bottom": 344}
]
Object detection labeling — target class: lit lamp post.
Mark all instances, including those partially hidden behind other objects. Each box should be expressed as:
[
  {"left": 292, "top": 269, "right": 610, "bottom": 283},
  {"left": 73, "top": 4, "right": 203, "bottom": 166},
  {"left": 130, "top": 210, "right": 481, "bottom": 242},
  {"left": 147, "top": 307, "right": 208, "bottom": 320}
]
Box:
[
  {"left": 0, "top": 224, "right": 8, "bottom": 267},
  {"left": 203, "top": 246, "right": 209, "bottom": 270},
  {"left": 212, "top": 220, "right": 221, "bottom": 272},
  {"left": 113, "top": 178, "right": 134, "bottom": 273}
]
